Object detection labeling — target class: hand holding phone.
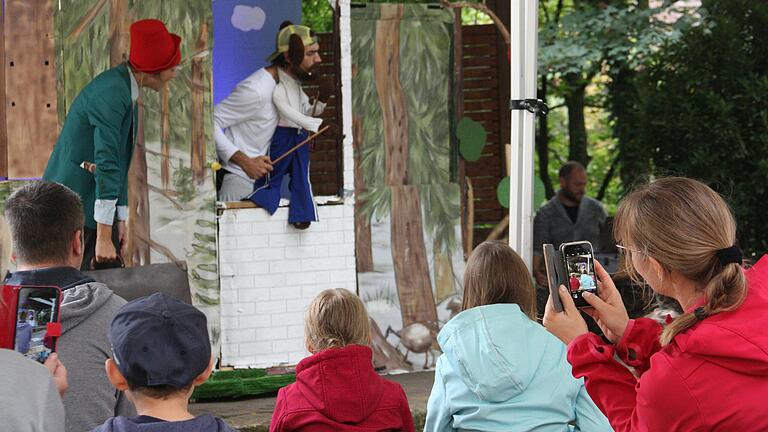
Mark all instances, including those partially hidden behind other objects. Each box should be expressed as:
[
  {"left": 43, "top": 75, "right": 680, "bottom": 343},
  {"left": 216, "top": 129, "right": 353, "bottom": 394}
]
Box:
[
  {"left": 580, "top": 260, "right": 630, "bottom": 344},
  {"left": 559, "top": 241, "right": 599, "bottom": 309},
  {"left": 1, "top": 285, "right": 62, "bottom": 364},
  {"left": 43, "top": 353, "right": 69, "bottom": 397}
]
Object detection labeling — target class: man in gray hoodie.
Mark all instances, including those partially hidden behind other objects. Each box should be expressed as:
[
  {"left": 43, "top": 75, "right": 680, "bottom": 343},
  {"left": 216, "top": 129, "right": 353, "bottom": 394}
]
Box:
[{"left": 3, "top": 181, "right": 135, "bottom": 432}]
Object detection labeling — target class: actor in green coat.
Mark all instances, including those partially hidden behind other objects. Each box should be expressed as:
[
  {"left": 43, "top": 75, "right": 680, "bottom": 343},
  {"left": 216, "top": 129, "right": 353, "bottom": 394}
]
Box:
[{"left": 43, "top": 19, "right": 181, "bottom": 270}]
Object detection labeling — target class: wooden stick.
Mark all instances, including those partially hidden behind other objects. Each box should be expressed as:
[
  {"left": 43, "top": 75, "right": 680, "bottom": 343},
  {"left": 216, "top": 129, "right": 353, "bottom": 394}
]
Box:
[
  {"left": 485, "top": 214, "right": 509, "bottom": 242},
  {"left": 271, "top": 125, "right": 330, "bottom": 164},
  {"left": 465, "top": 177, "right": 475, "bottom": 259},
  {"left": 310, "top": 90, "right": 321, "bottom": 117}
]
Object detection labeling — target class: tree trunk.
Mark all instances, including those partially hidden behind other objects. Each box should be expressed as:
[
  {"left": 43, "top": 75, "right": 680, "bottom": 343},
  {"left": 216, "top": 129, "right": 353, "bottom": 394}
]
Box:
[
  {"left": 108, "top": 0, "right": 129, "bottom": 67},
  {"left": 374, "top": 4, "right": 437, "bottom": 329},
  {"left": 536, "top": 76, "right": 555, "bottom": 198},
  {"left": 190, "top": 20, "right": 208, "bottom": 184},
  {"left": 126, "top": 99, "right": 151, "bottom": 266},
  {"left": 352, "top": 115, "right": 374, "bottom": 272},
  {"left": 109, "top": 0, "right": 150, "bottom": 266},
  {"left": 390, "top": 187, "right": 437, "bottom": 327},
  {"left": 564, "top": 73, "right": 589, "bottom": 167},
  {"left": 453, "top": 8, "right": 470, "bottom": 259},
  {"left": 610, "top": 66, "right": 649, "bottom": 192},
  {"left": 434, "top": 238, "right": 455, "bottom": 302},
  {"left": 160, "top": 84, "right": 171, "bottom": 188}
]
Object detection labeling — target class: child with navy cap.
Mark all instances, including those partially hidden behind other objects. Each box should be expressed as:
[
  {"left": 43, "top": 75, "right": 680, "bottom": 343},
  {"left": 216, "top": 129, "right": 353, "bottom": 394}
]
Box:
[{"left": 91, "top": 293, "right": 235, "bottom": 432}]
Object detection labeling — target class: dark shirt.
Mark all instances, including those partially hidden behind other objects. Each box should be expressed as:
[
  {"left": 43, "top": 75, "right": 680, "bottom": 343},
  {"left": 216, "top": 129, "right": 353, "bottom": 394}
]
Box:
[
  {"left": 533, "top": 194, "right": 607, "bottom": 257},
  {"left": 563, "top": 203, "right": 579, "bottom": 224},
  {"left": 91, "top": 414, "right": 236, "bottom": 432},
  {"left": 3, "top": 266, "right": 95, "bottom": 291}
]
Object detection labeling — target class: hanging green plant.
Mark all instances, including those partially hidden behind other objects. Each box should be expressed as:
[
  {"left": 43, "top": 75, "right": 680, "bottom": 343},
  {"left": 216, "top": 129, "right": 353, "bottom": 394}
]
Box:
[{"left": 457, "top": 117, "right": 487, "bottom": 162}]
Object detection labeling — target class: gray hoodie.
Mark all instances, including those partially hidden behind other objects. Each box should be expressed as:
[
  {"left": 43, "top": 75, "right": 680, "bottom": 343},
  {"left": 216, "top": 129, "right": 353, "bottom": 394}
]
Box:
[
  {"left": 58, "top": 282, "right": 136, "bottom": 432},
  {"left": 90, "top": 414, "right": 236, "bottom": 432},
  {"left": 0, "top": 349, "right": 65, "bottom": 432}
]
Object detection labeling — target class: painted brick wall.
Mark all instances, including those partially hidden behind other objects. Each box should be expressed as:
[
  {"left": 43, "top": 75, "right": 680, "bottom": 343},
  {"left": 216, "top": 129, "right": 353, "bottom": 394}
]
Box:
[{"left": 218, "top": 202, "right": 357, "bottom": 368}]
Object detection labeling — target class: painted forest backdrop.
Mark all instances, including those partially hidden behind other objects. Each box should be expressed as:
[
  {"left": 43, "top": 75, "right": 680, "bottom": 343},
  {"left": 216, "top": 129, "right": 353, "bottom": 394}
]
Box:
[
  {"left": 54, "top": 1, "right": 220, "bottom": 343},
  {"left": 352, "top": 3, "right": 465, "bottom": 372}
]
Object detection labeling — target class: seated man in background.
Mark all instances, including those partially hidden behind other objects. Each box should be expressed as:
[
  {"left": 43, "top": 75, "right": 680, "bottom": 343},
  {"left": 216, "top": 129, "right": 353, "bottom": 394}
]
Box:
[{"left": 3, "top": 181, "right": 134, "bottom": 432}]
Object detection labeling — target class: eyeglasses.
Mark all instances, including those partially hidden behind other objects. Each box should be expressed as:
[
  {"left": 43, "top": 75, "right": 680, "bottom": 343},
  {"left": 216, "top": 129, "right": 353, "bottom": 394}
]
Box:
[{"left": 616, "top": 244, "right": 642, "bottom": 258}]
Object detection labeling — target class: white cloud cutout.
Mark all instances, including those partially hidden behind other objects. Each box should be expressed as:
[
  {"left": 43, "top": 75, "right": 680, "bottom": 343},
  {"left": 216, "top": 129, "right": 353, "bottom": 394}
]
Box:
[{"left": 231, "top": 5, "right": 266, "bottom": 32}]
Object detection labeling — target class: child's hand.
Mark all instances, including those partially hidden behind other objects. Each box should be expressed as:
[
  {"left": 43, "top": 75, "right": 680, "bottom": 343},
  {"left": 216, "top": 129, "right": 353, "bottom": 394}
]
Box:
[
  {"left": 44, "top": 353, "right": 69, "bottom": 397},
  {"left": 543, "top": 285, "right": 588, "bottom": 345}
]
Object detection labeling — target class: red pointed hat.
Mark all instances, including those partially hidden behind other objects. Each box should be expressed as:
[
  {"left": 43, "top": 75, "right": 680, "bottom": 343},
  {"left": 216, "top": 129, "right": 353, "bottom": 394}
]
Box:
[{"left": 129, "top": 19, "right": 181, "bottom": 73}]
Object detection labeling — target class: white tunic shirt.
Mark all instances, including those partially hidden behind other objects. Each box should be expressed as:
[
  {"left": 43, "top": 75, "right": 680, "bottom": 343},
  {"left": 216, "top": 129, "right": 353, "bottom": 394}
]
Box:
[{"left": 214, "top": 68, "right": 279, "bottom": 181}]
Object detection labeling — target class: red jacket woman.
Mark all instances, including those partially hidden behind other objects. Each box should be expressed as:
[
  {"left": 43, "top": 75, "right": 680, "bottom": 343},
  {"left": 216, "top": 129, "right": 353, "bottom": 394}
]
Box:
[{"left": 544, "top": 177, "right": 768, "bottom": 431}]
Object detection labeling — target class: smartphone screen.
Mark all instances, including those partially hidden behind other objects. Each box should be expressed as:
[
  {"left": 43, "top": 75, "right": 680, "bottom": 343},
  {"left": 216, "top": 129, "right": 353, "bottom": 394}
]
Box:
[
  {"left": 561, "top": 242, "right": 598, "bottom": 308},
  {"left": 14, "top": 287, "right": 60, "bottom": 363}
]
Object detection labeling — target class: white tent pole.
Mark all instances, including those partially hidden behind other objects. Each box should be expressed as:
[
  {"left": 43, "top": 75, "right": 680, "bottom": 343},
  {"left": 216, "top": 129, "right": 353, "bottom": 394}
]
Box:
[
  {"left": 508, "top": 0, "right": 540, "bottom": 270},
  {"left": 508, "top": 0, "right": 524, "bottom": 258}
]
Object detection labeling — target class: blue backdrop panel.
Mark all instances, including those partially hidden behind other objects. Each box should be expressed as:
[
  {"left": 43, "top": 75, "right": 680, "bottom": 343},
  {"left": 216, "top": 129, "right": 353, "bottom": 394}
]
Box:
[{"left": 213, "top": 0, "right": 301, "bottom": 104}]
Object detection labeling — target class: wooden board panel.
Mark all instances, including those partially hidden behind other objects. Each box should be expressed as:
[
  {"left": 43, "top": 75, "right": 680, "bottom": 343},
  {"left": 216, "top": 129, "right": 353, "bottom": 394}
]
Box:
[
  {"left": 464, "top": 100, "right": 500, "bottom": 111},
  {"left": 0, "top": 4, "right": 7, "bottom": 177},
  {"left": 4, "top": 0, "right": 57, "bottom": 179},
  {"left": 463, "top": 24, "right": 496, "bottom": 34},
  {"left": 462, "top": 46, "right": 497, "bottom": 57},
  {"left": 463, "top": 68, "right": 497, "bottom": 78},
  {"left": 464, "top": 78, "right": 498, "bottom": 90},
  {"left": 306, "top": 33, "right": 341, "bottom": 196}
]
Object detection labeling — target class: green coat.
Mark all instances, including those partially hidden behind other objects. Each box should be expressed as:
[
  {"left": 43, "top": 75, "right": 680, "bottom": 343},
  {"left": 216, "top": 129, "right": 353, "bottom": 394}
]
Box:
[{"left": 44, "top": 64, "right": 136, "bottom": 229}]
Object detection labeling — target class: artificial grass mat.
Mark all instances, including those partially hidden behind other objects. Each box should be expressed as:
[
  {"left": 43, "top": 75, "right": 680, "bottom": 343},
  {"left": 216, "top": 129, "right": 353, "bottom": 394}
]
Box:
[{"left": 192, "top": 368, "right": 296, "bottom": 400}]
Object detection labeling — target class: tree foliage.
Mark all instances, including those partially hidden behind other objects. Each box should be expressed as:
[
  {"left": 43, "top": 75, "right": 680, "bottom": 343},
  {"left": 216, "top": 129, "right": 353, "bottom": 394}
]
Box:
[{"left": 630, "top": 0, "right": 768, "bottom": 255}]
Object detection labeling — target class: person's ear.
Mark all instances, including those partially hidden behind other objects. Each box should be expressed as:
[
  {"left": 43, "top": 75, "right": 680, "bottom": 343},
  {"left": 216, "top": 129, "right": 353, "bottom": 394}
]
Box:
[
  {"left": 647, "top": 255, "right": 670, "bottom": 283},
  {"left": 72, "top": 230, "right": 83, "bottom": 257},
  {"left": 192, "top": 356, "right": 215, "bottom": 386},
  {"left": 105, "top": 359, "right": 129, "bottom": 391},
  {"left": 559, "top": 177, "right": 567, "bottom": 189}
]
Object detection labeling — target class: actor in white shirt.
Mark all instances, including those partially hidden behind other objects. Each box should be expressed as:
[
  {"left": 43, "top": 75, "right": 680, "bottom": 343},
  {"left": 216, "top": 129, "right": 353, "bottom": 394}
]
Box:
[{"left": 246, "top": 24, "right": 330, "bottom": 229}]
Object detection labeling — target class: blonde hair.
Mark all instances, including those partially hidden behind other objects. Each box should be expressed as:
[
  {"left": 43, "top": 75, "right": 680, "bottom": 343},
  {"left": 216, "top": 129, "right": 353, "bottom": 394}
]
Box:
[
  {"left": 304, "top": 288, "right": 371, "bottom": 352},
  {"left": 461, "top": 241, "right": 537, "bottom": 319},
  {"left": 614, "top": 177, "right": 747, "bottom": 345}
]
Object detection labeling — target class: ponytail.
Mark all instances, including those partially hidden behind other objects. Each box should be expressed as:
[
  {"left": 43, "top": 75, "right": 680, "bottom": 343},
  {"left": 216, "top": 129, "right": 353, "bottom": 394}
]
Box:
[{"left": 660, "top": 262, "right": 746, "bottom": 345}]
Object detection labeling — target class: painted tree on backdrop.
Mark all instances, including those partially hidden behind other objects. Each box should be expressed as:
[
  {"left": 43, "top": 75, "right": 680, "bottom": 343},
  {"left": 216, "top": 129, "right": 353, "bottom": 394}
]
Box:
[
  {"left": 59, "top": 0, "right": 212, "bottom": 266},
  {"left": 353, "top": 4, "right": 460, "bottom": 369}
]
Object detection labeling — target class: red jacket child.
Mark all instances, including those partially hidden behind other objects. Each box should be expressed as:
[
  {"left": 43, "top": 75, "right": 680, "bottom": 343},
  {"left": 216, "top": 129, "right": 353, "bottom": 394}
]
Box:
[
  {"left": 269, "top": 344, "right": 414, "bottom": 432},
  {"left": 567, "top": 255, "right": 768, "bottom": 431}
]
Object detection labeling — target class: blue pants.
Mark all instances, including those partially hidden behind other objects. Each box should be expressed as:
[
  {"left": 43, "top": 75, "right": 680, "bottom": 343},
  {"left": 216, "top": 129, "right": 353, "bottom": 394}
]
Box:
[{"left": 247, "top": 127, "right": 318, "bottom": 224}]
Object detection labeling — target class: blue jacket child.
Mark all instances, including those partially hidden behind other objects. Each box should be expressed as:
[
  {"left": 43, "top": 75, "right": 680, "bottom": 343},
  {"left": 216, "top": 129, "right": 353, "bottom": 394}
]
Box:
[{"left": 424, "top": 242, "right": 612, "bottom": 432}]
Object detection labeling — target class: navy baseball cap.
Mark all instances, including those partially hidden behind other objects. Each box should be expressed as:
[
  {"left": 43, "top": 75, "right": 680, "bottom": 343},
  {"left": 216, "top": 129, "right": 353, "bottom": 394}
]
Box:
[{"left": 109, "top": 292, "right": 211, "bottom": 389}]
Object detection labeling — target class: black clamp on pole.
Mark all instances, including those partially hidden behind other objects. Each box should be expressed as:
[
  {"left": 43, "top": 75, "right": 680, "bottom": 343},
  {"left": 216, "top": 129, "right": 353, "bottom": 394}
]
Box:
[{"left": 510, "top": 99, "right": 549, "bottom": 116}]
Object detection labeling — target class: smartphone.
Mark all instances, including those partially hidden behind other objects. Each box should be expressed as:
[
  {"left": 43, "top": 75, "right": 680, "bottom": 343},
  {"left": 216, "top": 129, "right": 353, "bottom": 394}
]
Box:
[
  {"left": 0, "top": 285, "right": 62, "bottom": 363},
  {"left": 559, "top": 241, "right": 598, "bottom": 309},
  {"left": 542, "top": 244, "right": 565, "bottom": 312}
]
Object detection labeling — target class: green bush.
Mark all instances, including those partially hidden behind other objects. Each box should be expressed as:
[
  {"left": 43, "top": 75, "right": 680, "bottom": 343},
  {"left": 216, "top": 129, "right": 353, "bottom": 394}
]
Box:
[{"left": 634, "top": 0, "right": 768, "bottom": 256}]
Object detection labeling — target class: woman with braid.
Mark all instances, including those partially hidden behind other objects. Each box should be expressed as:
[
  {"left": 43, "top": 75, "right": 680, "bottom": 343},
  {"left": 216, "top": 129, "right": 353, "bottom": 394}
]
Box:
[{"left": 544, "top": 177, "right": 768, "bottom": 431}]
